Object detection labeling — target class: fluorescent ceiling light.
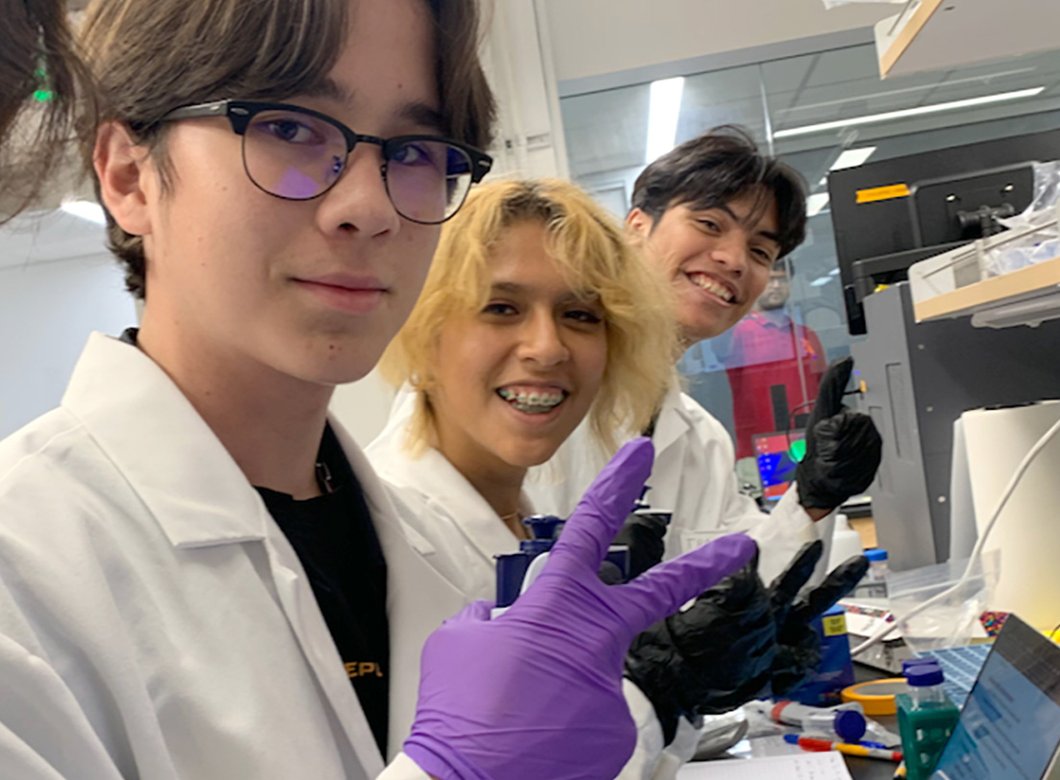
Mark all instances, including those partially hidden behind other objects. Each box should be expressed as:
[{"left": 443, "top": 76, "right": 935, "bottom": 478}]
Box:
[
  {"left": 810, "top": 275, "right": 833, "bottom": 288},
  {"left": 645, "top": 77, "right": 685, "bottom": 163},
  {"left": 831, "top": 146, "right": 877, "bottom": 171},
  {"left": 60, "top": 199, "right": 106, "bottom": 226},
  {"left": 774, "top": 87, "right": 1046, "bottom": 139},
  {"left": 806, "top": 193, "right": 830, "bottom": 218}
]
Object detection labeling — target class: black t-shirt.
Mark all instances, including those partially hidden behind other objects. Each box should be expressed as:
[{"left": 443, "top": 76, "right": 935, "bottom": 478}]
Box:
[{"left": 256, "top": 425, "right": 390, "bottom": 755}]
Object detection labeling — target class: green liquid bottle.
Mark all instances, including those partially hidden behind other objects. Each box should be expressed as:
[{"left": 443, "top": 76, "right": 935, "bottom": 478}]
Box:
[{"left": 896, "top": 664, "right": 960, "bottom": 780}]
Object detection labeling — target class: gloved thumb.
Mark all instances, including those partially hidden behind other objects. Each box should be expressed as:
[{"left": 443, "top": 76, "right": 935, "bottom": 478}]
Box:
[
  {"left": 807, "top": 356, "right": 854, "bottom": 433},
  {"left": 441, "top": 599, "right": 492, "bottom": 626}
]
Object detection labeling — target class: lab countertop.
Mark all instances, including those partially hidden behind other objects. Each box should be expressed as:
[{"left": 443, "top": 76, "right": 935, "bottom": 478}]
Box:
[{"left": 689, "top": 664, "right": 900, "bottom": 779}]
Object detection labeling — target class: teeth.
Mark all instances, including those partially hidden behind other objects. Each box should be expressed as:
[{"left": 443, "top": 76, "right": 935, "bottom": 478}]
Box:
[
  {"left": 497, "top": 388, "right": 565, "bottom": 412},
  {"left": 691, "top": 274, "right": 734, "bottom": 302}
]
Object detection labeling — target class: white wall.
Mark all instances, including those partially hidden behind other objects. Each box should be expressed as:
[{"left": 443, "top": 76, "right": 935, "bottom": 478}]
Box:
[
  {"left": 329, "top": 371, "right": 396, "bottom": 449},
  {"left": 539, "top": 0, "right": 893, "bottom": 85},
  {"left": 0, "top": 250, "right": 136, "bottom": 436}
]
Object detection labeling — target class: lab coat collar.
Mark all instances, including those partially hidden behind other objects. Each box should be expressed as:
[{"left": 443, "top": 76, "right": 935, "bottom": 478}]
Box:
[
  {"left": 61, "top": 332, "right": 270, "bottom": 548},
  {"left": 651, "top": 381, "right": 694, "bottom": 455},
  {"left": 404, "top": 446, "right": 522, "bottom": 565}
]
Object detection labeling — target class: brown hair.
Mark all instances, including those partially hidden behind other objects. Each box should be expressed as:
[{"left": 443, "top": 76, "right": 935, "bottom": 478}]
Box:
[
  {"left": 1, "top": 0, "right": 94, "bottom": 224},
  {"left": 80, "top": 0, "right": 496, "bottom": 297},
  {"left": 380, "top": 178, "right": 678, "bottom": 455}
]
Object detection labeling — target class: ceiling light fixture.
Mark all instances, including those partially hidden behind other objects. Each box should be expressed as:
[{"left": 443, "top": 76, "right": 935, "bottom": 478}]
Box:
[
  {"left": 806, "top": 193, "right": 831, "bottom": 218},
  {"left": 831, "top": 146, "right": 877, "bottom": 170},
  {"left": 645, "top": 77, "right": 685, "bottom": 163},
  {"left": 774, "top": 87, "right": 1046, "bottom": 139}
]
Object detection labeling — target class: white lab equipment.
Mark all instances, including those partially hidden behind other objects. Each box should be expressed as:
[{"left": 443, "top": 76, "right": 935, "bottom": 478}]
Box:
[
  {"left": 828, "top": 513, "right": 864, "bottom": 571},
  {"left": 948, "top": 400, "right": 1060, "bottom": 629}
]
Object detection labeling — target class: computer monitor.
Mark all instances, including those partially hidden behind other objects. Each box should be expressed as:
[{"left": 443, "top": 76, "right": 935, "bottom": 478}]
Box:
[
  {"left": 828, "top": 128, "right": 1060, "bottom": 335},
  {"left": 752, "top": 430, "right": 805, "bottom": 502}
]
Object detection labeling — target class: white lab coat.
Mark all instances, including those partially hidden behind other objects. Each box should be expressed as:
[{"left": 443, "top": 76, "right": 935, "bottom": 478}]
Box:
[
  {"left": 366, "top": 388, "right": 702, "bottom": 780},
  {"left": 0, "top": 333, "right": 453, "bottom": 780},
  {"left": 525, "top": 383, "right": 832, "bottom": 585}
]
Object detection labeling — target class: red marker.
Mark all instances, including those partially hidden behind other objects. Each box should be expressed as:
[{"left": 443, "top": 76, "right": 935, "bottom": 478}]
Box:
[{"left": 784, "top": 734, "right": 903, "bottom": 762}]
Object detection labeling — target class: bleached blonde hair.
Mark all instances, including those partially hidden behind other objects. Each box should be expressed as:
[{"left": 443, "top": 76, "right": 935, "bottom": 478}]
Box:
[{"left": 380, "top": 178, "right": 678, "bottom": 455}]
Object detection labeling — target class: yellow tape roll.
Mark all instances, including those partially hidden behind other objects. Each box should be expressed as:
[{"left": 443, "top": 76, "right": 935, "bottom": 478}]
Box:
[{"left": 840, "top": 678, "right": 909, "bottom": 716}]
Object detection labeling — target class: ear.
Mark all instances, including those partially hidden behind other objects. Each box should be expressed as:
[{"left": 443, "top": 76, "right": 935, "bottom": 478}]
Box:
[
  {"left": 625, "top": 207, "right": 654, "bottom": 242},
  {"left": 93, "top": 121, "right": 156, "bottom": 237}
]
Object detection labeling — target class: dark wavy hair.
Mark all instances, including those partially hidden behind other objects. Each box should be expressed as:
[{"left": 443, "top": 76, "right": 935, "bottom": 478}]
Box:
[{"left": 631, "top": 125, "right": 808, "bottom": 259}]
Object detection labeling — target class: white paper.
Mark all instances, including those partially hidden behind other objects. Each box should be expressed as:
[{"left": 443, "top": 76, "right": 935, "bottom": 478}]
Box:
[{"left": 677, "top": 751, "right": 853, "bottom": 780}]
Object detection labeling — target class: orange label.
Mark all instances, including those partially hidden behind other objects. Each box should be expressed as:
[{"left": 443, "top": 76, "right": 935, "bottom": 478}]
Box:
[{"left": 856, "top": 183, "right": 911, "bottom": 204}]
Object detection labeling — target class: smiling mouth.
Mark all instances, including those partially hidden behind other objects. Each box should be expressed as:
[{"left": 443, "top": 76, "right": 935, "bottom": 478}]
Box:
[
  {"left": 687, "top": 272, "right": 737, "bottom": 304},
  {"left": 496, "top": 387, "right": 568, "bottom": 415}
]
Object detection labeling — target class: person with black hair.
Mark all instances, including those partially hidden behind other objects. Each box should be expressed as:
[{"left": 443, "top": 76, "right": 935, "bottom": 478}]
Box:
[{"left": 531, "top": 125, "right": 881, "bottom": 581}]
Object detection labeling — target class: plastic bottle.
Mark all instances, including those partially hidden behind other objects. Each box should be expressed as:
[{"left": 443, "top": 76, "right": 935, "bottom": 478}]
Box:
[
  {"left": 860, "top": 548, "right": 890, "bottom": 598},
  {"left": 828, "top": 513, "right": 864, "bottom": 571},
  {"left": 896, "top": 665, "right": 960, "bottom": 779},
  {"left": 769, "top": 700, "right": 867, "bottom": 743}
]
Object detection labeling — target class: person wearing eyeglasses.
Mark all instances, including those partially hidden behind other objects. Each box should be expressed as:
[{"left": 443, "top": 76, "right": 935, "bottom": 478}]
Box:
[
  {"left": 0, "top": 1, "right": 756, "bottom": 779},
  {"left": 1, "top": 0, "right": 92, "bottom": 222}
]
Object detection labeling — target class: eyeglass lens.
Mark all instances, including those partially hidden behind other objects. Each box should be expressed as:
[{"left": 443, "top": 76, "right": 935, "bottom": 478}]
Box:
[{"left": 241, "top": 109, "right": 474, "bottom": 223}]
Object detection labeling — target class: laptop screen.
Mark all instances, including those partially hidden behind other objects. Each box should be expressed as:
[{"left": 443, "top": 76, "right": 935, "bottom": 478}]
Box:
[
  {"left": 752, "top": 430, "right": 805, "bottom": 501},
  {"left": 933, "top": 614, "right": 1060, "bottom": 779}
]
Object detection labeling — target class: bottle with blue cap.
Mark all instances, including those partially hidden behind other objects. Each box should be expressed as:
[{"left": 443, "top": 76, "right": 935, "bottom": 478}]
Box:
[
  {"left": 770, "top": 699, "right": 867, "bottom": 743},
  {"left": 493, "top": 515, "right": 631, "bottom": 614},
  {"left": 862, "top": 548, "right": 890, "bottom": 598},
  {"left": 895, "top": 662, "right": 959, "bottom": 779}
]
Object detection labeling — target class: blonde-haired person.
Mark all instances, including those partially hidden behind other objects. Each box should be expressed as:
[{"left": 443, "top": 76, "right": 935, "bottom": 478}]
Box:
[
  {"left": 369, "top": 178, "right": 676, "bottom": 599},
  {"left": 368, "top": 179, "right": 712, "bottom": 780},
  {"left": 366, "top": 178, "right": 872, "bottom": 780}
]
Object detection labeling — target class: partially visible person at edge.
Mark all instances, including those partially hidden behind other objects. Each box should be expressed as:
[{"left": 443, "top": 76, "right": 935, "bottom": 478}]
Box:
[
  {"left": 717, "top": 262, "right": 827, "bottom": 460},
  {"left": 1, "top": 0, "right": 93, "bottom": 222},
  {"left": 369, "top": 177, "right": 871, "bottom": 779},
  {"left": 0, "top": 1, "right": 756, "bottom": 778},
  {"left": 527, "top": 126, "right": 883, "bottom": 585}
]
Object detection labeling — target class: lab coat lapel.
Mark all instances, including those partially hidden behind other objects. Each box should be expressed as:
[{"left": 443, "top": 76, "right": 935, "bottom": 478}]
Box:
[
  {"left": 645, "top": 384, "right": 692, "bottom": 510},
  {"left": 329, "top": 422, "right": 468, "bottom": 761},
  {"left": 61, "top": 333, "right": 268, "bottom": 547},
  {"left": 410, "top": 447, "right": 520, "bottom": 566},
  {"left": 64, "top": 333, "right": 383, "bottom": 777}
]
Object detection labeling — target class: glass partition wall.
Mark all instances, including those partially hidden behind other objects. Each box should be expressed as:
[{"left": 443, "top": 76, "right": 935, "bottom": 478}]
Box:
[{"left": 561, "top": 41, "right": 1060, "bottom": 494}]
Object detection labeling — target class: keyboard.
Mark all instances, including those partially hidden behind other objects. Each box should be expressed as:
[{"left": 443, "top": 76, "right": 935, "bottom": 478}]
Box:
[{"left": 914, "top": 643, "right": 992, "bottom": 709}]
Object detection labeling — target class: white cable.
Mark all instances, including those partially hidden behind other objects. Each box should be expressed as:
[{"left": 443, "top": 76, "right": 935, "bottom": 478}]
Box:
[{"left": 851, "top": 414, "right": 1060, "bottom": 657}]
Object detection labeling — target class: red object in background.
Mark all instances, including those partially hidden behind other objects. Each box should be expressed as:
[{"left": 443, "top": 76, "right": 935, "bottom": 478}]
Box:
[{"left": 723, "top": 311, "right": 827, "bottom": 460}]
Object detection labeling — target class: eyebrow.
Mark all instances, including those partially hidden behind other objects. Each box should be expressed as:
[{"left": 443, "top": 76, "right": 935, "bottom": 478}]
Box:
[
  {"left": 300, "top": 77, "right": 446, "bottom": 134},
  {"left": 712, "top": 204, "right": 782, "bottom": 245},
  {"left": 489, "top": 281, "right": 600, "bottom": 304}
]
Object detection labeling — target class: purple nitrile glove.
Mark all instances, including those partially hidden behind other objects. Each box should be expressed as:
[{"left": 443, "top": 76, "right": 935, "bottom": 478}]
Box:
[{"left": 403, "top": 438, "right": 758, "bottom": 780}]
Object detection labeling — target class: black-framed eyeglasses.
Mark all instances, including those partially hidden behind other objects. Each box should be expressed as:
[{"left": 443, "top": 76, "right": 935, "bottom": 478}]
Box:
[{"left": 159, "top": 99, "right": 493, "bottom": 225}]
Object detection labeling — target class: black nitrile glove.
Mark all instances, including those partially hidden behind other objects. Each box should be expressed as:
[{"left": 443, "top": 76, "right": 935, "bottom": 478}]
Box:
[
  {"left": 625, "top": 541, "right": 869, "bottom": 744},
  {"left": 796, "top": 357, "right": 883, "bottom": 511},
  {"left": 769, "top": 542, "right": 869, "bottom": 694},
  {"left": 611, "top": 509, "right": 669, "bottom": 579}
]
